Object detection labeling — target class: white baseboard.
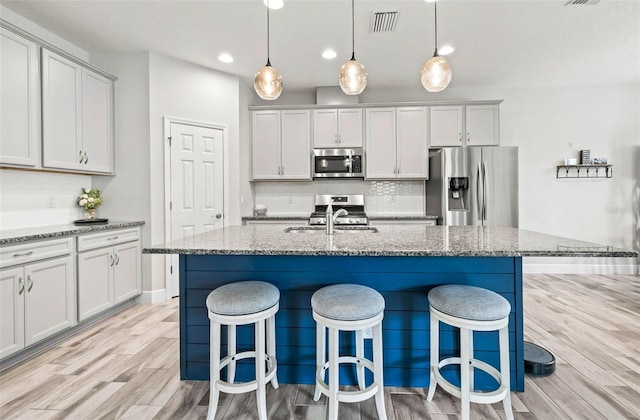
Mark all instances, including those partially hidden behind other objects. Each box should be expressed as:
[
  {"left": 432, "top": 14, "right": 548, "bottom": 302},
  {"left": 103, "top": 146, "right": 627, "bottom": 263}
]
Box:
[
  {"left": 137, "top": 289, "right": 167, "bottom": 304},
  {"left": 523, "top": 257, "right": 639, "bottom": 275}
]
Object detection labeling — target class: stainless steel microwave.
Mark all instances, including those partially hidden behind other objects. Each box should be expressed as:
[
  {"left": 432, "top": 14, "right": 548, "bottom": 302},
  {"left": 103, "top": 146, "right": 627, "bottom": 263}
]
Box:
[{"left": 312, "top": 148, "right": 364, "bottom": 179}]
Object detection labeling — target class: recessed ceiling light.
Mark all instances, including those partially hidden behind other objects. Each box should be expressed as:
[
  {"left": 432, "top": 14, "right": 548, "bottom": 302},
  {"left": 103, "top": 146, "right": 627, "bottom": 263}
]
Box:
[
  {"left": 439, "top": 45, "right": 455, "bottom": 56},
  {"left": 322, "top": 49, "right": 337, "bottom": 59},
  {"left": 218, "top": 53, "right": 234, "bottom": 63},
  {"left": 264, "top": 0, "right": 283, "bottom": 9}
]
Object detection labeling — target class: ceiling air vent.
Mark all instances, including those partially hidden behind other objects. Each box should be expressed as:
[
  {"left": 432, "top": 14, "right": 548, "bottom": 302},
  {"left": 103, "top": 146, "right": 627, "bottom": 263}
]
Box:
[
  {"left": 565, "top": 0, "right": 600, "bottom": 5},
  {"left": 370, "top": 11, "right": 399, "bottom": 33}
]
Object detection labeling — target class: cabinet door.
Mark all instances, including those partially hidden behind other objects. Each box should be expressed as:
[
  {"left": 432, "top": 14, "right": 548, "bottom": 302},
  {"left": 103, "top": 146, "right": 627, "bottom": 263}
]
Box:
[
  {"left": 252, "top": 111, "right": 281, "bottom": 179},
  {"left": 280, "top": 110, "right": 311, "bottom": 180},
  {"left": 0, "top": 29, "right": 39, "bottom": 167},
  {"left": 42, "top": 49, "right": 82, "bottom": 171},
  {"left": 0, "top": 267, "right": 25, "bottom": 359},
  {"left": 429, "top": 106, "right": 463, "bottom": 147},
  {"left": 113, "top": 241, "right": 141, "bottom": 304},
  {"left": 365, "top": 108, "right": 396, "bottom": 179},
  {"left": 77, "top": 247, "right": 113, "bottom": 321},
  {"left": 466, "top": 105, "right": 500, "bottom": 146},
  {"left": 337, "top": 108, "right": 363, "bottom": 147},
  {"left": 82, "top": 68, "right": 113, "bottom": 173},
  {"left": 24, "top": 255, "right": 75, "bottom": 346},
  {"left": 313, "top": 109, "right": 338, "bottom": 148},
  {"left": 396, "top": 107, "right": 428, "bottom": 179}
]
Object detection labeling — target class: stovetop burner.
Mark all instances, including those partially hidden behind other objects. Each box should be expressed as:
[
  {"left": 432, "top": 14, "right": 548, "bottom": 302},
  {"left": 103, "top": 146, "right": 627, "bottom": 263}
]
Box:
[{"left": 309, "top": 195, "right": 368, "bottom": 226}]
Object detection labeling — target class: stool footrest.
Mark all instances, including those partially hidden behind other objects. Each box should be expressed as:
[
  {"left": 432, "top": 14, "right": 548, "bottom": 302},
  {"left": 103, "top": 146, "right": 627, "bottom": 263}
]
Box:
[
  {"left": 434, "top": 357, "right": 508, "bottom": 404},
  {"left": 216, "top": 351, "right": 277, "bottom": 395},
  {"left": 315, "top": 356, "right": 379, "bottom": 403}
]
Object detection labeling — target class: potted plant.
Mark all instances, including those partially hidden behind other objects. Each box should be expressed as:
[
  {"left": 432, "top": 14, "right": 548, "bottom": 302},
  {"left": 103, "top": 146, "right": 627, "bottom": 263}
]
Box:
[{"left": 77, "top": 188, "right": 102, "bottom": 219}]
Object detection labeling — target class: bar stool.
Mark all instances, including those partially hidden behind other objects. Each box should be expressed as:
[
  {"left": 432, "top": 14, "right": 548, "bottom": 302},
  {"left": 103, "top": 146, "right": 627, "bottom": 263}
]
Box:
[
  {"left": 311, "top": 284, "right": 387, "bottom": 420},
  {"left": 206, "top": 281, "right": 279, "bottom": 420},
  {"left": 427, "top": 284, "right": 514, "bottom": 420}
]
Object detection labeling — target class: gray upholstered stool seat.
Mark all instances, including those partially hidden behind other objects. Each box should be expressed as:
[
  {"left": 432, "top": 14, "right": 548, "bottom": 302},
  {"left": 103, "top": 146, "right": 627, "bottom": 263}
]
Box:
[
  {"left": 206, "top": 280, "right": 279, "bottom": 316},
  {"left": 427, "top": 284, "right": 514, "bottom": 420},
  {"left": 206, "top": 281, "right": 280, "bottom": 420},
  {"left": 312, "top": 284, "right": 387, "bottom": 420},
  {"left": 311, "top": 284, "right": 385, "bottom": 321},
  {"left": 428, "top": 284, "right": 510, "bottom": 321}
]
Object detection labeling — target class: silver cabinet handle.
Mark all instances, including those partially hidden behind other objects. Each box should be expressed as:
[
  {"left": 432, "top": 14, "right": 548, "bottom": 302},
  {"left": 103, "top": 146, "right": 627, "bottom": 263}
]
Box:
[
  {"left": 84, "top": 152, "right": 89, "bottom": 164},
  {"left": 107, "top": 236, "right": 119, "bottom": 241},
  {"left": 467, "top": 132, "right": 471, "bottom": 143},
  {"left": 216, "top": 213, "right": 222, "bottom": 219},
  {"left": 459, "top": 132, "right": 462, "bottom": 142},
  {"left": 79, "top": 150, "right": 84, "bottom": 163},
  {"left": 115, "top": 254, "right": 120, "bottom": 266},
  {"left": 18, "top": 277, "right": 25, "bottom": 295},
  {"left": 27, "top": 275, "right": 33, "bottom": 292},
  {"left": 109, "top": 254, "right": 114, "bottom": 266},
  {"left": 13, "top": 251, "right": 33, "bottom": 258}
]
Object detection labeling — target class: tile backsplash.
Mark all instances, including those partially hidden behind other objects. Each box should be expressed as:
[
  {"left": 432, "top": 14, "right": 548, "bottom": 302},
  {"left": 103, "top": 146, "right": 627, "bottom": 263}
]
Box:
[
  {"left": 0, "top": 169, "right": 91, "bottom": 230},
  {"left": 253, "top": 180, "right": 425, "bottom": 216}
]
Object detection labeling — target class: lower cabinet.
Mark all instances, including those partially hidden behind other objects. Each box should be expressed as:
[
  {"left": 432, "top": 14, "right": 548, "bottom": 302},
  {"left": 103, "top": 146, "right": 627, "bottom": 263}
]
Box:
[
  {"left": 0, "top": 246, "right": 75, "bottom": 359},
  {"left": 77, "top": 228, "right": 141, "bottom": 321}
]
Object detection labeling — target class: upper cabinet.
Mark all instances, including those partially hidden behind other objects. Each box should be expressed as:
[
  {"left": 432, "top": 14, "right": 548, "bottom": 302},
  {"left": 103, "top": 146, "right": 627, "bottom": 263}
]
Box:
[
  {"left": 313, "top": 108, "right": 363, "bottom": 148},
  {"left": 0, "top": 29, "right": 39, "bottom": 167},
  {"left": 42, "top": 49, "right": 114, "bottom": 174},
  {"left": 252, "top": 110, "right": 311, "bottom": 180},
  {"left": 430, "top": 104, "right": 500, "bottom": 147},
  {"left": 365, "top": 106, "right": 428, "bottom": 180}
]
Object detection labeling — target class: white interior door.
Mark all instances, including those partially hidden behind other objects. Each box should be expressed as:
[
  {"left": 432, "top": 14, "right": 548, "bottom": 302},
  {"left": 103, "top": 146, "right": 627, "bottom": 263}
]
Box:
[{"left": 169, "top": 122, "right": 225, "bottom": 297}]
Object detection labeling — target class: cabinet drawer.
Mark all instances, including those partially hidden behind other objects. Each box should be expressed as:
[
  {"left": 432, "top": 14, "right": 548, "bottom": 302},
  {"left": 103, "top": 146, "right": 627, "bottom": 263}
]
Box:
[
  {"left": 0, "top": 237, "right": 73, "bottom": 269},
  {"left": 77, "top": 228, "right": 140, "bottom": 252}
]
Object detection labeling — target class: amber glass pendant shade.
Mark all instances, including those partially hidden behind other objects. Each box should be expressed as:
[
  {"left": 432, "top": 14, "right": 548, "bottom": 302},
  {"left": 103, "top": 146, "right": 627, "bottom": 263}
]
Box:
[
  {"left": 420, "top": 53, "right": 452, "bottom": 92},
  {"left": 254, "top": 63, "right": 283, "bottom": 100},
  {"left": 339, "top": 57, "right": 367, "bottom": 95}
]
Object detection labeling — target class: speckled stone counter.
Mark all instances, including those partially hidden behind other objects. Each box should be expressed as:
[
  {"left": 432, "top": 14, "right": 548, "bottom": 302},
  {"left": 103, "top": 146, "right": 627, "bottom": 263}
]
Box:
[
  {"left": 0, "top": 221, "right": 145, "bottom": 245},
  {"left": 368, "top": 215, "right": 438, "bottom": 222},
  {"left": 143, "top": 225, "right": 637, "bottom": 258}
]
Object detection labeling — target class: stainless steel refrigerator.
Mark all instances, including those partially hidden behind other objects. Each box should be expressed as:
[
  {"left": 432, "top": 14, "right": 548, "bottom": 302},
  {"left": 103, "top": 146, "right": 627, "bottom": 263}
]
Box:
[{"left": 426, "top": 147, "right": 519, "bottom": 226}]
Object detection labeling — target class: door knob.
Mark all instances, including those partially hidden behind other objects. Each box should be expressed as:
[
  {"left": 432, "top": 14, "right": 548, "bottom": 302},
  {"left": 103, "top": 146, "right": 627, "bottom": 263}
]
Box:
[{"left": 216, "top": 213, "right": 222, "bottom": 219}]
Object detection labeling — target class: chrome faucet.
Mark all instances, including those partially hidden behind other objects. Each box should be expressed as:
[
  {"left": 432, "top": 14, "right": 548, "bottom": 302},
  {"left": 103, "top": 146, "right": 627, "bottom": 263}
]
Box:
[{"left": 326, "top": 204, "right": 348, "bottom": 235}]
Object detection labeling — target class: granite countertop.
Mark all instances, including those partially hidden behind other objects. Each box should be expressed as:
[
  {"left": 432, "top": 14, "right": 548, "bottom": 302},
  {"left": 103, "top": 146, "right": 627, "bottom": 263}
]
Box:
[
  {"left": 143, "top": 225, "right": 638, "bottom": 258},
  {"left": 242, "top": 215, "right": 439, "bottom": 221},
  {"left": 242, "top": 215, "right": 309, "bottom": 221},
  {"left": 0, "top": 221, "right": 145, "bottom": 245}
]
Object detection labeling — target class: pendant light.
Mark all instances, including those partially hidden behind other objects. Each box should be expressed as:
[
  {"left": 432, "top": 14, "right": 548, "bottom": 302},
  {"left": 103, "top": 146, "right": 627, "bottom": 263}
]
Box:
[
  {"left": 339, "top": 0, "right": 367, "bottom": 95},
  {"left": 254, "top": 1, "right": 282, "bottom": 100},
  {"left": 420, "top": 0, "right": 452, "bottom": 92}
]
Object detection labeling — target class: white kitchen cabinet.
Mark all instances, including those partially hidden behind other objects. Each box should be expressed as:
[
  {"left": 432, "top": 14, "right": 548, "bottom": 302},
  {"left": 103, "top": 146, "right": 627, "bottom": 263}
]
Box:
[
  {"left": 365, "top": 107, "right": 428, "bottom": 180},
  {"left": 252, "top": 110, "right": 311, "bottom": 180},
  {"left": 465, "top": 104, "right": 500, "bottom": 146},
  {"left": 429, "top": 106, "right": 464, "bottom": 147},
  {"left": 77, "top": 228, "right": 141, "bottom": 321},
  {"left": 42, "top": 48, "right": 114, "bottom": 174},
  {"left": 430, "top": 104, "right": 500, "bottom": 147},
  {"left": 0, "top": 29, "right": 40, "bottom": 167},
  {"left": 0, "top": 238, "right": 75, "bottom": 359},
  {"left": 313, "top": 108, "right": 363, "bottom": 148}
]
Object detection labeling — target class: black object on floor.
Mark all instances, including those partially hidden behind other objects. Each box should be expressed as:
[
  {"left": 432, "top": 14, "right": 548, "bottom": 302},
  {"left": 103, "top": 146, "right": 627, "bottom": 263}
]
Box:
[
  {"left": 74, "top": 218, "right": 109, "bottom": 225},
  {"left": 524, "top": 341, "right": 556, "bottom": 376}
]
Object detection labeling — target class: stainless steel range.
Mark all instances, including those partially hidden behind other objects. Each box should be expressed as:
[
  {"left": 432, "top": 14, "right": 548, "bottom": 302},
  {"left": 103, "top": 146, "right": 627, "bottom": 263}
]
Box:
[{"left": 309, "top": 194, "right": 368, "bottom": 226}]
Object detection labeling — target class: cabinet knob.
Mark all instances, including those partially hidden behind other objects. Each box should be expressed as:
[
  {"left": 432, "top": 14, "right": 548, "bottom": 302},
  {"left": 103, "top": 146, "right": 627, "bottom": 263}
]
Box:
[{"left": 216, "top": 213, "right": 222, "bottom": 219}]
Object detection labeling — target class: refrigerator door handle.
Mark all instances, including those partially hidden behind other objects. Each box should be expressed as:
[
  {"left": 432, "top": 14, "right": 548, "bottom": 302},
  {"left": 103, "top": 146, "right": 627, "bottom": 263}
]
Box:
[
  {"left": 476, "top": 161, "right": 482, "bottom": 220},
  {"left": 482, "top": 160, "right": 488, "bottom": 221}
]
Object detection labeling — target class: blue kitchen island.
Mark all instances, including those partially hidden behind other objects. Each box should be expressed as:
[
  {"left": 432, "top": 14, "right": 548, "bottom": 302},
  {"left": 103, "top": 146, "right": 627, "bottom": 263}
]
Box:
[{"left": 143, "top": 225, "right": 637, "bottom": 393}]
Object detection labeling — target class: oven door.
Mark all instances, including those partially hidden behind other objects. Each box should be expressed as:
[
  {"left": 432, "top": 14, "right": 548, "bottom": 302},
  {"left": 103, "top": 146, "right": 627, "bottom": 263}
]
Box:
[{"left": 313, "top": 148, "right": 363, "bottom": 178}]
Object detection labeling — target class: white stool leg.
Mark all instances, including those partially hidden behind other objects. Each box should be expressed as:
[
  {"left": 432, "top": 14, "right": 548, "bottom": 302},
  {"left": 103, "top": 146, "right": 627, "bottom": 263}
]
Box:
[
  {"left": 373, "top": 322, "right": 387, "bottom": 420},
  {"left": 460, "top": 327, "right": 471, "bottom": 420},
  {"left": 313, "top": 321, "right": 325, "bottom": 401},
  {"left": 499, "top": 325, "right": 514, "bottom": 420},
  {"left": 427, "top": 312, "right": 439, "bottom": 401},
  {"left": 328, "top": 327, "right": 340, "bottom": 420},
  {"left": 356, "top": 329, "right": 365, "bottom": 390},
  {"left": 468, "top": 329, "right": 474, "bottom": 392},
  {"left": 267, "top": 314, "right": 279, "bottom": 389},
  {"left": 255, "top": 319, "right": 268, "bottom": 420},
  {"left": 227, "top": 325, "right": 236, "bottom": 384},
  {"left": 207, "top": 320, "right": 221, "bottom": 420}
]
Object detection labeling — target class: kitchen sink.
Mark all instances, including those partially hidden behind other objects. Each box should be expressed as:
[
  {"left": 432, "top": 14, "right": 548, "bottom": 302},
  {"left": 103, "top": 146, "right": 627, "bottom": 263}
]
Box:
[{"left": 284, "top": 226, "right": 379, "bottom": 234}]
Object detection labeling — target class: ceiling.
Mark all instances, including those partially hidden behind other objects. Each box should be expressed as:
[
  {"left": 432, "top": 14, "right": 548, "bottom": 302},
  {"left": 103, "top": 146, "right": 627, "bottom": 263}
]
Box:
[{"left": 3, "top": 0, "right": 639, "bottom": 93}]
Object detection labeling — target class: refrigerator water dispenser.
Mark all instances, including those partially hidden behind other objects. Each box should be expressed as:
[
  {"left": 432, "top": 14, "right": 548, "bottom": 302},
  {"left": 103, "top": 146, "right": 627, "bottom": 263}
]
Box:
[{"left": 448, "top": 177, "right": 469, "bottom": 210}]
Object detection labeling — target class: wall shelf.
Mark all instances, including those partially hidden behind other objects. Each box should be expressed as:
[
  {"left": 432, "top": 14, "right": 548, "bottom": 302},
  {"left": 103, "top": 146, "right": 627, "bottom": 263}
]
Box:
[{"left": 556, "top": 164, "right": 612, "bottom": 179}]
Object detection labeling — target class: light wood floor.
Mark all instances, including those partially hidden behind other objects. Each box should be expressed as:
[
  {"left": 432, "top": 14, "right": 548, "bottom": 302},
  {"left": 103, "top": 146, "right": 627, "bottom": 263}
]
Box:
[{"left": 1, "top": 273, "right": 639, "bottom": 419}]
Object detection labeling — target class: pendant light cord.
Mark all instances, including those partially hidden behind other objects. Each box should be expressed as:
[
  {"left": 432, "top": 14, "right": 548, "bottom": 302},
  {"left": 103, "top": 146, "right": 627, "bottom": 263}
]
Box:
[
  {"left": 433, "top": 0, "right": 439, "bottom": 56},
  {"left": 350, "top": 0, "right": 356, "bottom": 61},
  {"left": 266, "top": 4, "right": 271, "bottom": 66}
]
